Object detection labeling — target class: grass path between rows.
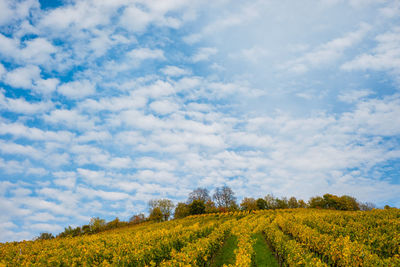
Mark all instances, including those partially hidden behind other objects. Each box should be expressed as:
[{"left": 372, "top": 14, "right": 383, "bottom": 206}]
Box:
[
  {"left": 209, "top": 235, "right": 238, "bottom": 266},
  {"left": 209, "top": 232, "right": 279, "bottom": 267},
  {"left": 251, "top": 232, "right": 279, "bottom": 267}
]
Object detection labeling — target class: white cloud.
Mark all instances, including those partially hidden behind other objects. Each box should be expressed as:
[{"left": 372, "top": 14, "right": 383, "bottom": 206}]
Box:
[
  {"left": 2, "top": 65, "right": 58, "bottom": 94},
  {"left": 135, "top": 169, "right": 178, "bottom": 184},
  {"left": 34, "top": 78, "right": 59, "bottom": 94},
  {"left": 0, "top": 63, "right": 5, "bottom": 78},
  {"left": 127, "top": 48, "right": 165, "bottom": 62},
  {"left": 342, "top": 27, "right": 400, "bottom": 80},
  {"left": 4, "top": 65, "right": 41, "bottom": 89},
  {"left": 379, "top": 0, "right": 400, "bottom": 18},
  {"left": 0, "top": 140, "right": 43, "bottom": 160},
  {"left": 26, "top": 212, "right": 58, "bottom": 222},
  {"left": 149, "top": 99, "right": 179, "bottom": 115},
  {"left": 77, "top": 186, "right": 131, "bottom": 201},
  {"left": 183, "top": 2, "right": 260, "bottom": 44},
  {"left": 39, "top": 0, "right": 114, "bottom": 30},
  {"left": 192, "top": 47, "right": 218, "bottom": 62},
  {"left": 119, "top": 0, "right": 189, "bottom": 32},
  {"left": 107, "top": 157, "right": 133, "bottom": 169},
  {"left": 58, "top": 80, "right": 96, "bottom": 99},
  {"left": 320, "top": 0, "right": 385, "bottom": 8},
  {"left": 0, "top": 158, "right": 25, "bottom": 174},
  {"left": 341, "top": 95, "right": 400, "bottom": 136},
  {"left": 0, "top": 35, "right": 59, "bottom": 68},
  {"left": 230, "top": 46, "right": 268, "bottom": 63},
  {"left": 338, "top": 89, "right": 374, "bottom": 103},
  {"left": 20, "top": 38, "right": 57, "bottom": 65},
  {"left": 43, "top": 109, "right": 96, "bottom": 130},
  {"left": 28, "top": 223, "right": 62, "bottom": 233},
  {"left": 161, "top": 65, "right": 191, "bottom": 77},
  {"left": 135, "top": 157, "right": 177, "bottom": 171},
  {"left": 119, "top": 5, "right": 153, "bottom": 33},
  {"left": 53, "top": 171, "right": 77, "bottom": 189},
  {"left": 0, "top": 90, "right": 53, "bottom": 114},
  {"left": 0, "top": 33, "right": 19, "bottom": 57},
  {"left": 76, "top": 130, "right": 111, "bottom": 143},
  {"left": 0, "top": 122, "right": 73, "bottom": 142},
  {"left": 282, "top": 23, "right": 371, "bottom": 73},
  {"left": 78, "top": 93, "right": 147, "bottom": 112},
  {"left": 0, "top": 0, "right": 38, "bottom": 26}
]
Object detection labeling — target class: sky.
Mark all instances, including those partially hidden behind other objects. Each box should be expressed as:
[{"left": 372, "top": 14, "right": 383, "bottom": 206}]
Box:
[{"left": 0, "top": 0, "right": 400, "bottom": 242}]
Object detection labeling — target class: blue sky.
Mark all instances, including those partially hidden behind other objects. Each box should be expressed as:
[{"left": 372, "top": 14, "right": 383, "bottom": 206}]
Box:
[{"left": 0, "top": 0, "right": 400, "bottom": 242}]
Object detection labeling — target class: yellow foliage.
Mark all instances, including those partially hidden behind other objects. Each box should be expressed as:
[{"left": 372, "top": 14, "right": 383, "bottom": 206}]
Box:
[{"left": 1, "top": 208, "right": 399, "bottom": 266}]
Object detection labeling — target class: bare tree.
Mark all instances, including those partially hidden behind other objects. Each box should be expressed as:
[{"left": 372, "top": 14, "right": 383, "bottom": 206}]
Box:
[
  {"left": 188, "top": 187, "right": 211, "bottom": 203},
  {"left": 213, "top": 186, "right": 237, "bottom": 209},
  {"left": 359, "top": 202, "right": 376, "bottom": 211}
]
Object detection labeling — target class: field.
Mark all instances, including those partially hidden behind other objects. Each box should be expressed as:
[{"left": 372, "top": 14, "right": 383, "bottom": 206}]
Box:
[{"left": 0, "top": 209, "right": 399, "bottom": 266}]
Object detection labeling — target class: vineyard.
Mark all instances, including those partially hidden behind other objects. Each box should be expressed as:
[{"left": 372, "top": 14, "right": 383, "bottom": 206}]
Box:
[{"left": 0, "top": 209, "right": 399, "bottom": 266}]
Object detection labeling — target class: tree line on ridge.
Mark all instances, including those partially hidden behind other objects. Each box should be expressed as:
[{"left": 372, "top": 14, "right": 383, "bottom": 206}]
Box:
[{"left": 36, "top": 186, "right": 388, "bottom": 240}]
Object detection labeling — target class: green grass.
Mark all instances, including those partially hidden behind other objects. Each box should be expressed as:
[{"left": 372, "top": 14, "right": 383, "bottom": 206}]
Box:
[
  {"left": 251, "top": 233, "right": 279, "bottom": 267},
  {"left": 210, "top": 235, "right": 238, "bottom": 266}
]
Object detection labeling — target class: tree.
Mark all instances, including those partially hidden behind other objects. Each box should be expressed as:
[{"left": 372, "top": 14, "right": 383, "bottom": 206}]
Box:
[
  {"left": 205, "top": 200, "right": 218, "bottom": 213},
  {"left": 174, "top": 202, "right": 190, "bottom": 219},
  {"left": 298, "top": 199, "right": 308, "bottom": 208},
  {"left": 264, "top": 194, "right": 277, "bottom": 209},
  {"left": 338, "top": 195, "right": 359, "bottom": 211},
  {"left": 35, "top": 232, "right": 54, "bottom": 240},
  {"left": 213, "top": 186, "right": 237, "bottom": 210},
  {"left": 107, "top": 217, "right": 125, "bottom": 229},
  {"left": 149, "top": 199, "right": 175, "bottom": 221},
  {"left": 256, "top": 198, "right": 268, "bottom": 210},
  {"left": 240, "top": 197, "right": 258, "bottom": 211},
  {"left": 188, "top": 188, "right": 211, "bottom": 203},
  {"left": 189, "top": 199, "right": 206, "bottom": 215},
  {"left": 323, "top": 194, "right": 341, "bottom": 209},
  {"left": 82, "top": 224, "right": 91, "bottom": 234},
  {"left": 275, "top": 197, "right": 289, "bottom": 209},
  {"left": 308, "top": 196, "right": 325, "bottom": 209},
  {"left": 57, "top": 226, "right": 75, "bottom": 238},
  {"left": 129, "top": 213, "right": 145, "bottom": 224},
  {"left": 359, "top": 202, "right": 376, "bottom": 211},
  {"left": 149, "top": 207, "right": 163, "bottom": 222},
  {"left": 309, "top": 194, "right": 360, "bottom": 211},
  {"left": 89, "top": 217, "right": 106, "bottom": 233},
  {"left": 288, "top": 197, "right": 299, "bottom": 209}
]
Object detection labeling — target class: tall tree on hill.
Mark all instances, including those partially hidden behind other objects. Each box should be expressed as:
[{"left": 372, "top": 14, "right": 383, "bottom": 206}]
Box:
[
  {"left": 240, "top": 197, "right": 258, "bottom": 211},
  {"left": 264, "top": 194, "right": 277, "bottom": 209},
  {"left": 187, "top": 187, "right": 211, "bottom": 203},
  {"left": 288, "top": 197, "right": 299, "bottom": 208},
  {"left": 149, "top": 199, "right": 175, "bottom": 221},
  {"left": 213, "top": 186, "right": 237, "bottom": 210},
  {"left": 174, "top": 202, "right": 190, "bottom": 219},
  {"left": 149, "top": 207, "right": 163, "bottom": 222}
]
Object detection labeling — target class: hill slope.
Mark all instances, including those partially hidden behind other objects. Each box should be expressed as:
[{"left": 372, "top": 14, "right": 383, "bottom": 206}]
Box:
[{"left": 1, "top": 209, "right": 399, "bottom": 266}]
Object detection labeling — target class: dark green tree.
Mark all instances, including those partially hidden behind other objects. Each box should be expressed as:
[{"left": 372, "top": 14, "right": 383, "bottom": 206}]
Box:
[
  {"left": 256, "top": 198, "right": 268, "bottom": 210},
  {"left": 189, "top": 199, "right": 206, "bottom": 215}
]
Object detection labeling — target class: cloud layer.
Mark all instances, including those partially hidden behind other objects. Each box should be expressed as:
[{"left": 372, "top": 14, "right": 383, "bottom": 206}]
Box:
[{"left": 0, "top": 0, "right": 400, "bottom": 242}]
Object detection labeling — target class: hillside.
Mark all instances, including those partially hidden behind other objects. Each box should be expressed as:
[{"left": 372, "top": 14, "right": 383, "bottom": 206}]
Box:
[{"left": 1, "top": 208, "right": 399, "bottom": 266}]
